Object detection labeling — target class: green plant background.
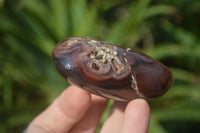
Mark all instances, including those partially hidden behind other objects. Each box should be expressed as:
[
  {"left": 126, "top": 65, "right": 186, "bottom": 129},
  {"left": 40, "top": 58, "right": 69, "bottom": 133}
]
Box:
[{"left": 1, "top": 0, "right": 200, "bottom": 132}]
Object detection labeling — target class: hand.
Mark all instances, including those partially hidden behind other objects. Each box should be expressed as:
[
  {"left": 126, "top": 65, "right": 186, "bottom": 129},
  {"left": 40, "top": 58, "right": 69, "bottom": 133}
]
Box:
[{"left": 25, "top": 85, "right": 150, "bottom": 133}]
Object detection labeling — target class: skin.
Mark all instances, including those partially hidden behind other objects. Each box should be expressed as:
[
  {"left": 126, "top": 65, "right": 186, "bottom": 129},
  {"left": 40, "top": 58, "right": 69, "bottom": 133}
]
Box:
[{"left": 25, "top": 85, "right": 150, "bottom": 133}]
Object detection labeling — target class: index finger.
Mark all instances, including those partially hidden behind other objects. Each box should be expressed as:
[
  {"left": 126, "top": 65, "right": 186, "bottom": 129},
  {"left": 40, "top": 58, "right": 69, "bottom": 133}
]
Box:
[{"left": 121, "top": 99, "right": 151, "bottom": 133}]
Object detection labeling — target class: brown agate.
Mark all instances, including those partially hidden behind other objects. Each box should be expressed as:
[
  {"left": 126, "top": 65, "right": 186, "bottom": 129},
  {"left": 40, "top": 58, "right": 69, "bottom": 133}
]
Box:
[{"left": 52, "top": 37, "right": 173, "bottom": 101}]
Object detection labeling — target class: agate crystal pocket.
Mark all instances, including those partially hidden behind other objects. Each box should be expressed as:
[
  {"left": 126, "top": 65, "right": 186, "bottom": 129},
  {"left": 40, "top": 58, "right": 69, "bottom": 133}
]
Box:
[{"left": 52, "top": 37, "right": 173, "bottom": 101}]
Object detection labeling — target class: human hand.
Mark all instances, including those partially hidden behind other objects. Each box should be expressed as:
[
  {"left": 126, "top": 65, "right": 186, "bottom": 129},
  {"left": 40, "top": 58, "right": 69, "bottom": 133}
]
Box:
[{"left": 25, "top": 85, "right": 150, "bottom": 133}]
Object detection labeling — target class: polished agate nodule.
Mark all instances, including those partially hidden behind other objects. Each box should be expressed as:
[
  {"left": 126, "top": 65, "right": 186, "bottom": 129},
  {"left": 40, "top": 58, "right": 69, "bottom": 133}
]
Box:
[{"left": 52, "top": 37, "right": 173, "bottom": 101}]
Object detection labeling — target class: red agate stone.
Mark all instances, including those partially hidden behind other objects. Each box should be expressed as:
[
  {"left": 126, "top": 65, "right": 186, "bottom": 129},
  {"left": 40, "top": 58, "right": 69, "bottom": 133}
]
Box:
[{"left": 52, "top": 37, "right": 173, "bottom": 101}]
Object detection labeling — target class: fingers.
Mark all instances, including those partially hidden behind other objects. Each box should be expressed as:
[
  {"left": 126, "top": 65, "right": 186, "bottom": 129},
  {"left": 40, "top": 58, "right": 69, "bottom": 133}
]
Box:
[
  {"left": 25, "top": 85, "right": 91, "bottom": 133},
  {"left": 69, "top": 95, "right": 108, "bottom": 133},
  {"left": 100, "top": 101, "right": 128, "bottom": 133},
  {"left": 121, "top": 99, "right": 151, "bottom": 133},
  {"left": 25, "top": 85, "right": 151, "bottom": 133},
  {"left": 101, "top": 99, "right": 150, "bottom": 133}
]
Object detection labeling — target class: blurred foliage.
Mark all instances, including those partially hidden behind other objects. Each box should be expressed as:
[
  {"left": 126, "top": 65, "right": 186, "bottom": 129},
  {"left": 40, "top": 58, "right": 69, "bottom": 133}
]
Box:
[{"left": 0, "top": 0, "right": 200, "bottom": 132}]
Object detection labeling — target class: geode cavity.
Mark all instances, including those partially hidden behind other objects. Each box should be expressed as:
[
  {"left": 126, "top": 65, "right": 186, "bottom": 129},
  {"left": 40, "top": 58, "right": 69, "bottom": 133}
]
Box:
[{"left": 52, "top": 37, "right": 173, "bottom": 101}]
